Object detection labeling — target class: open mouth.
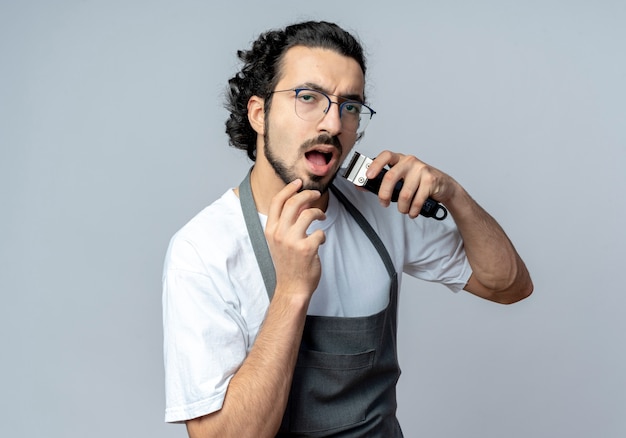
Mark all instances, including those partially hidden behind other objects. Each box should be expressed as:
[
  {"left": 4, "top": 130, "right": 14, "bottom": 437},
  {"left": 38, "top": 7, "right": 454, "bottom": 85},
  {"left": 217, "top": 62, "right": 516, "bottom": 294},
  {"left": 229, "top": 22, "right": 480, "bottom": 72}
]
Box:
[
  {"left": 305, "top": 150, "right": 333, "bottom": 165},
  {"left": 304, "top": 148, "right": 336, "bottom": 176}
]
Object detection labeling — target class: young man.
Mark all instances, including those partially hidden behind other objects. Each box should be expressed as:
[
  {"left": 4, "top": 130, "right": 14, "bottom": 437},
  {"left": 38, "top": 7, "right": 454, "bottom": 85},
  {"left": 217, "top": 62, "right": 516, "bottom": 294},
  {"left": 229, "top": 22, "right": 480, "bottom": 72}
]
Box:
[{"left": 162, "top": 21, "right": 532, "bottom": 437}]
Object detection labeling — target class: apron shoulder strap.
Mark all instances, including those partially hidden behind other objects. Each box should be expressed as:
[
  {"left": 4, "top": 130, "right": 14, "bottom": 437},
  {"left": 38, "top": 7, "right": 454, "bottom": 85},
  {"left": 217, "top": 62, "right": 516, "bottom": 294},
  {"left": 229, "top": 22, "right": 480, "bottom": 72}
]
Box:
[
  {"left": 329, "top": 184, "right": 397, "bottom": 279},
  {"left": 239, "top": 169, "right": 277, "bottom": 299}
]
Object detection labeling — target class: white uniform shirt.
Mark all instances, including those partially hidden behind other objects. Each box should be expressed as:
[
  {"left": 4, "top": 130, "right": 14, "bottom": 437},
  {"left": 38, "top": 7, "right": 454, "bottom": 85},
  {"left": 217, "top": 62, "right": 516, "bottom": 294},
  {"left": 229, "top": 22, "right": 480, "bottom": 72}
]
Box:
[{"left": 162, "top": 177, "right": 471, "bottom": 423}]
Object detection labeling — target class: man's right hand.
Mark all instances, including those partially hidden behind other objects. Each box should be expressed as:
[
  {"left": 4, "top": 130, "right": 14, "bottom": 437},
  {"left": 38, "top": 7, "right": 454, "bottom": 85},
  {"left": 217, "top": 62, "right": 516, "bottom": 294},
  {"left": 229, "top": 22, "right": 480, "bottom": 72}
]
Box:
[{"left": 264, "top": 179, "right": 326, "bottom": 300}]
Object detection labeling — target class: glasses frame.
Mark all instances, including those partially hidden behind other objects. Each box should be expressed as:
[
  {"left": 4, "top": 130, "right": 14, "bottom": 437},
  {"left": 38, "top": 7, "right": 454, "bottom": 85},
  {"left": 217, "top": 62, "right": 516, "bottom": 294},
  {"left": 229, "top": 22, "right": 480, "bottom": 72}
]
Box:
[{"left": 269, "top": 87, "right": 376, "bottom": 136}]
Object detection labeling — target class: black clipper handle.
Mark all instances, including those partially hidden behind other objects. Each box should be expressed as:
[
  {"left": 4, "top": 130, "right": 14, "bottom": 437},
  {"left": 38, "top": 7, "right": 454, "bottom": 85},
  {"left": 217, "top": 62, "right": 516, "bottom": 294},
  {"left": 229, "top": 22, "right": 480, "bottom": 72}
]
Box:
[{"left": 365, "top": 168, "right": 448, "bottom": 220}]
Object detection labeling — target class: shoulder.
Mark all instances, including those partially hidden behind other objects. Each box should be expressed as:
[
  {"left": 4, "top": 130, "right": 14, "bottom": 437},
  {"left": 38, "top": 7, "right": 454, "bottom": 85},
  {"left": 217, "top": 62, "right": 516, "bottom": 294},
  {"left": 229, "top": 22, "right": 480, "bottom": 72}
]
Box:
[{"left": 164, "top": 188, "right": 248, "bottom": 274}]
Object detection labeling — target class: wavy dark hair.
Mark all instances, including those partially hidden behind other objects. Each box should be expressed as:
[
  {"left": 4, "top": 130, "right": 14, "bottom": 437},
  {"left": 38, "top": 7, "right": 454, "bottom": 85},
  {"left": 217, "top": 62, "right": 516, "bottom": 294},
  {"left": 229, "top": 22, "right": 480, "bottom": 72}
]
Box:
[{"left": 224, "top": 21, "right": 367, "bottom": 161}]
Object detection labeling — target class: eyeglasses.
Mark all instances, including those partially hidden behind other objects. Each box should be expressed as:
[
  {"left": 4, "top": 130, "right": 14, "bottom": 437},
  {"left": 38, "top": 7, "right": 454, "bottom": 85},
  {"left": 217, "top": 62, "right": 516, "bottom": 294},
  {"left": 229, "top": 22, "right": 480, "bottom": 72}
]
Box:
[{"left": 270, "top": 88, "right": 376, "bottom": 137}]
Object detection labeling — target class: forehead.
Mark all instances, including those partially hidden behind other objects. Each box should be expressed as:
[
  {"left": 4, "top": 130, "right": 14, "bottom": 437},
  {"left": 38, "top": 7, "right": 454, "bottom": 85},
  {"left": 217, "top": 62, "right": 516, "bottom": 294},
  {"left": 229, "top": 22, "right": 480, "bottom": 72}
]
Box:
[{"left": 277, "top": 46, "right": 365, "bottom": 99}]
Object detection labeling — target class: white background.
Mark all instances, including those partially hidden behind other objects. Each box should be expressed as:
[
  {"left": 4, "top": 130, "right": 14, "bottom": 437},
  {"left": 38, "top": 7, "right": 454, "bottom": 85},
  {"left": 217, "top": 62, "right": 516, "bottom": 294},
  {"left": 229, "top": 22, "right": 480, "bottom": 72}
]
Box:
[{"left": 1, "top": 1, "right": 625, "bottom": 437}]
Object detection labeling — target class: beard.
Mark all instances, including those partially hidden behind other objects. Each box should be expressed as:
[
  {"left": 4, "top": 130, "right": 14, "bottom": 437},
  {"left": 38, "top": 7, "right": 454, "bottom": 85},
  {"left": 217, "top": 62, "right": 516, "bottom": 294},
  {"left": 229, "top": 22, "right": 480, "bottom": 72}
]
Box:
[{"left": 263, "top": 129, "right": 343, "bottom": 193}]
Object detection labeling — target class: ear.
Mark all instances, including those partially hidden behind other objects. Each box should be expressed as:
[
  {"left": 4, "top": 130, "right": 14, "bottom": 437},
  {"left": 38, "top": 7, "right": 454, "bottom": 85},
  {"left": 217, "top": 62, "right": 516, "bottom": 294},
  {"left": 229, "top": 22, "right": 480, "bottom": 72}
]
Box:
[{"left": 247, "top": 95, "right": 265, "bottom": 135}]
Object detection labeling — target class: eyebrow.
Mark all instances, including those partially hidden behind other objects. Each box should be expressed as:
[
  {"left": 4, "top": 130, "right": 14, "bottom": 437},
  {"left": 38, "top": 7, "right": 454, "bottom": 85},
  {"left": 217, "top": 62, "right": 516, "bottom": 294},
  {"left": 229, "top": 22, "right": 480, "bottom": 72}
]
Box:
[{"left": 300, "top": 82, "right": 364, "bottom": 103}]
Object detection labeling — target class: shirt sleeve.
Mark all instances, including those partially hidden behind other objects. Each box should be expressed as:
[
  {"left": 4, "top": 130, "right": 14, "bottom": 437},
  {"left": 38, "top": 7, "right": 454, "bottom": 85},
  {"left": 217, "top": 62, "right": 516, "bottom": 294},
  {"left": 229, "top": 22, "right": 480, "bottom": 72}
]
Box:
[
  {"left": 402, "top": 215, "right": 472, "bottom": 292},
  {"left": 331, "top": 177, "right": 472, "bottom": 293},
  {"left": 162, "top": 237, "right": 248, "bottom": 423}
]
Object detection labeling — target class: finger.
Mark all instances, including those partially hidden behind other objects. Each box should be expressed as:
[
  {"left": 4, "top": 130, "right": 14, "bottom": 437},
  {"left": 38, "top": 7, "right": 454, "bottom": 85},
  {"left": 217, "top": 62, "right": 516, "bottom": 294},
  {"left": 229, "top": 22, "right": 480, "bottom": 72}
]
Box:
[
  {"left": 406, "top": 167, "right": 441, "bottom": 218},
  {"left": 365, "top": 150, "right": 396, "bottom": 180},
  {"left": 395, "top": 171, "right": 420, "bottom": 214},
  {"left": 267, "top": 190, "right": 325, "bottom": 245},
  {"left": 278, "top": 189, "right": 323, "bottom": 226},
  {"left": 378, "top": 154, "right": 414, "bottom": 206},
  {"left": 408, "top": 189, "right": 429, "bottom": 219},
  {"left": 268, "top": 178, "right": 302, "bottom": 208},
  {"left": 376, "top": 170, "right": 397, "bottom": 206},
  {"left": 361, "top": 151, "right": 398, "bottom": 206},
  {"left": 266, "top": 179, "right": 303, "bottom": 228},
  {"left": 285, "top": 206, "right": 326, "bottom": 240},
  {"left": 306, "top": 229, "right": 326, "bottom": 247}
]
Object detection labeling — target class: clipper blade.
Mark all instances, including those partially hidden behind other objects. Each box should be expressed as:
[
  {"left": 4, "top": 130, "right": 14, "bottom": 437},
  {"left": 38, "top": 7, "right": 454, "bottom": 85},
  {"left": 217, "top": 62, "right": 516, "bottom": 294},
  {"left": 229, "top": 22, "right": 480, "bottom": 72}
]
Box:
[{"left": 343, "top": 151, "right": 372, "bottom": 187}]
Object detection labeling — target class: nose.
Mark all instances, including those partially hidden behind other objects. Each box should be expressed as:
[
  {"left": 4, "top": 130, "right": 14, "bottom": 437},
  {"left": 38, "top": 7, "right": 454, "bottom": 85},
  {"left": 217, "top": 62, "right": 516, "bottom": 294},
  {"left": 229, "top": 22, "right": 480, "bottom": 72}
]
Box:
[{"left": 318, "top": 101, "right": 342, "bottom": 136}]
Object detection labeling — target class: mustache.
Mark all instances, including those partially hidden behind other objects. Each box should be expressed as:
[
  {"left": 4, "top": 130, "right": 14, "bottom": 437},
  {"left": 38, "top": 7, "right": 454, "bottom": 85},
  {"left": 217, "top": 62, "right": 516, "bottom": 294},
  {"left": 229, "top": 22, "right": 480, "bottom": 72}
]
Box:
[{"left": 300, "top": 134, "right": 343, "bottom": 155}]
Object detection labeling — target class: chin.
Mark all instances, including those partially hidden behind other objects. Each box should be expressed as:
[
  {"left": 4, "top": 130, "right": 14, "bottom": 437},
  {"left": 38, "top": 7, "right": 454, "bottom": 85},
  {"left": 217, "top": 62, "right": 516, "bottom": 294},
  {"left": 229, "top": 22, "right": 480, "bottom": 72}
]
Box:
[{"left": 301, "top": 173, "right": 337, "bottom": 193}]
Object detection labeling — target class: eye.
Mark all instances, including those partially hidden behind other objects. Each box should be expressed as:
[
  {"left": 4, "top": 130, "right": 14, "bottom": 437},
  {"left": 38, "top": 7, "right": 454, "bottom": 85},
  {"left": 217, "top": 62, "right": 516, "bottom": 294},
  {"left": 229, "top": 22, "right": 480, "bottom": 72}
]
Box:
[
  {"left": 297, "top": 90, "right": 320, "bottom": 104},
  {"left": 342, "top": 102, "right": 362, "bottom": 115}
]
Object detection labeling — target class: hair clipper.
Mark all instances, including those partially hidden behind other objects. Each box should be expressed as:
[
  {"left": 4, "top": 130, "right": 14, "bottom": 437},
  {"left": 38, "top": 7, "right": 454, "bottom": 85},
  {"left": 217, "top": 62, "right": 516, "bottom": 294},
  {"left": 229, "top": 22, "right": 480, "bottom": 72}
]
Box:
[{"left": 342, "top": 152, "right": 448, "bottom": 220}]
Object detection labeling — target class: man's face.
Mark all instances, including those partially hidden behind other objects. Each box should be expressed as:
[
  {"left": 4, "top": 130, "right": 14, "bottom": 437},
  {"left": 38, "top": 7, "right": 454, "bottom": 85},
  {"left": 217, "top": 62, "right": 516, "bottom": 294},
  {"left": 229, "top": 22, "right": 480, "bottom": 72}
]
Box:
[{"left": 260, "top": 46, "right": 365, "bottom": 193}]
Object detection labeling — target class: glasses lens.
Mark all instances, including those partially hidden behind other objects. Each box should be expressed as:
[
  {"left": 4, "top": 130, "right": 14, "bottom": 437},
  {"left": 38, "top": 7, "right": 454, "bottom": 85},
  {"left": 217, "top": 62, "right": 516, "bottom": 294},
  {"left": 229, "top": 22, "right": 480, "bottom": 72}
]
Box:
[
  {"left": 293, "top": 89, "right": 328, "bottom": 121},
  {"left": 293, "top": 89, "right": 373, "bottom": 136},
  {"left": 342, "top": 102, "right": 372, "bottom": 136}
]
